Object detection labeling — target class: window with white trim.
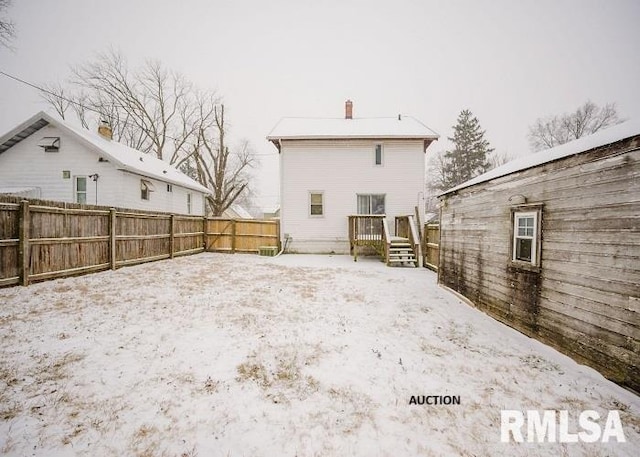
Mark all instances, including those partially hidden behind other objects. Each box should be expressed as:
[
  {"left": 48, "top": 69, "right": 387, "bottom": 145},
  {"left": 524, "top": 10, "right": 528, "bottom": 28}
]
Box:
[
  {"left": 75, "top": 176, "right": 87, "bottom": 204},
  {"left": 309, "top": 192, "right": 323, "bottom": 216},
  {"left": 141, "top": 180, "right": 152, "bottom": 200},
  {"left": 374, "top": 143, "right": 383, "bottom": 166},
  {"left": 512, "top": 211, "right": 538, "bottom": 265},
  {"left": 357, "top": 194, "right": 385, "bottom": 215}
]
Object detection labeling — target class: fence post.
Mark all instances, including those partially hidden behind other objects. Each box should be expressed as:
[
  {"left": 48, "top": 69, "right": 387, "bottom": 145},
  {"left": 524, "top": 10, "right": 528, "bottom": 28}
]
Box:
[
  {"left": 231, "top": 219, "right": 236, "bottom": 254},
  {"left": 109, "top": 208, "right": 117, "bottom": 270},
  {"left": 169, "top": 215, "right": 175, "bottom": 259},
  {"left": 202, "top": 216, "right": 206, "bottom": 251},
  {"left": 18, "top": 200, "right": 30, "bottom": 286}
]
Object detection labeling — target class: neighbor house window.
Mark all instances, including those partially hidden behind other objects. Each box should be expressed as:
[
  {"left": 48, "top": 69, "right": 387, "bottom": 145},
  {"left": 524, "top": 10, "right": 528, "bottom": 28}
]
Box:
[
  {"left": 187, "top": 193, "right": 192, "bottom": 214},
  {"left": 167, "top": 184, "right": 173, "bottom": 192},
  {"left": 357, "top": 194, "right": 385, "bottom": 214},
  {"left": 374, "top": 144, "right": 383, "bottom": 166},
  {"left": 141, "top": 180, "right": 154, "bottom": 200},
  {"left": 75, "top": 176, "right": 87, "bottom": 204},
  {"left": 309, "top": 192, "right": 323, "bottom": 216},
  {"left": 512, "top": 210, "right": 541, "bottom": 266}
]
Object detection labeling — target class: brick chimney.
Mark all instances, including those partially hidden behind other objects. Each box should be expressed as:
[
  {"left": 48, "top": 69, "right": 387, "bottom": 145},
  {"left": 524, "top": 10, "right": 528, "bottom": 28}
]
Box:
[
  {"left": 98, "top": 120, "right": 113, "bottom": 140},
  {"left": 345, "top": 99, "right": 353, "bottom": 119}
]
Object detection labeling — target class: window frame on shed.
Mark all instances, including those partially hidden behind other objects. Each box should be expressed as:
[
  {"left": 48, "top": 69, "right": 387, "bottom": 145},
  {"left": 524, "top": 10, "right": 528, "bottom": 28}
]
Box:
[{"left": 509, "top": 204, "right": 543, "bottom": 269}]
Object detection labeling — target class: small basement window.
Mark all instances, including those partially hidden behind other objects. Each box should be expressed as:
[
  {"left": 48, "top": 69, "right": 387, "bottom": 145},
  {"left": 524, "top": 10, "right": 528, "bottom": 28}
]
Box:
[
  {"left": 310, "top": 192, "right": 324, "bottom": 216},
  {"left": 511, "top": 207, "right": 542, "bottom": 267},
  {"left": 38, "top": 137, "right": 60, "bottom": 152}
]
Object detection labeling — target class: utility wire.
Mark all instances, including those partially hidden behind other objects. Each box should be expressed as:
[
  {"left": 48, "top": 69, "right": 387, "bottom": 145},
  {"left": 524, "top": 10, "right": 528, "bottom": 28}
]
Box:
[{"left": 0, "top": 69, "right": 279, "bottom": 157}]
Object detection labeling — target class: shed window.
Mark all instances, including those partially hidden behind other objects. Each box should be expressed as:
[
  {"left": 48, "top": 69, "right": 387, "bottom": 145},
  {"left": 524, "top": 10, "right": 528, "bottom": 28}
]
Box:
[
  {"left": 512, "top": 211, "right": 539, "bottom": 265},
  {"left": 310, "top": 192, "right": 323, "bottom": 216},
  {"left": 357, "top": 194, "right": 385, "bottom": 215},
  {"left": 75, "top": 176, "right": 87, "bottom": 204},
  {"left": 187, "top": 193, "right": 192, "bottom": 214},
  {"left": 374, "top": 144, "right": 383, "bottom": 166}
]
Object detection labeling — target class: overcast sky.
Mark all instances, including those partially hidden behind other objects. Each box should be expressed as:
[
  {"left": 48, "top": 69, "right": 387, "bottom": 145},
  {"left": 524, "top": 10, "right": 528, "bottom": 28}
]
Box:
[{"left": 1, "top": 0, "right": 639, "bottom": 211}]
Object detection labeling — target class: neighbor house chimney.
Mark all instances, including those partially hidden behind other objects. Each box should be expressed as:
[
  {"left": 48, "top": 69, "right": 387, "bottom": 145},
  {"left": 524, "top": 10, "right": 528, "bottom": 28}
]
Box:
[
  {"left": 345, "top": 99, "right": 353, "bottom": 119},
  {"left": 98, "top": 120, "right": 113, "bottom": 140}
]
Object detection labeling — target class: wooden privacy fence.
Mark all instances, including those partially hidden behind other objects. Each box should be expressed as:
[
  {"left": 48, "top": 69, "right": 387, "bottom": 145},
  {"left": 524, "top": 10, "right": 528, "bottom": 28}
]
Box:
[
  {"left": 422, "top": 223, "right": 440, "bottom": 271},
  {"left": 206, "top": 218, "right": 279, "bottom": 253},
  {"left": 0, "top": 197, "right": 280, "bottom": 287}
]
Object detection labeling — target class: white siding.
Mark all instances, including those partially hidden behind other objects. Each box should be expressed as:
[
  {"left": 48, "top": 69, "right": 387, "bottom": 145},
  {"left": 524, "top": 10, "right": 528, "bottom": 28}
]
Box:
[
  {"left": 116, "top": 172, "right": 204, "bottom": 215},
  {"left": 280, "top": 139, "right": 425, "bottom": 253},
  {"left": 0, "top": 124, "right": 206, "bottom": 215}
]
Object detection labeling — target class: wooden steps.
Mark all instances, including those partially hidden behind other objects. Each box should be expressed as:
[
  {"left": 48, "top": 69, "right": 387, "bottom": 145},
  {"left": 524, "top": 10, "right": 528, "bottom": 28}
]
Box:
[{"left": 388, "top": 237, "right": 418, "bottom": 267}]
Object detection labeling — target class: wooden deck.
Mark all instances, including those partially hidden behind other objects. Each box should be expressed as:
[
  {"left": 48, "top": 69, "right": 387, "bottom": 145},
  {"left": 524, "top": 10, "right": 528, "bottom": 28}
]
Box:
[{"left": 348, "top": 214, "right": 420, "bottom": 267}]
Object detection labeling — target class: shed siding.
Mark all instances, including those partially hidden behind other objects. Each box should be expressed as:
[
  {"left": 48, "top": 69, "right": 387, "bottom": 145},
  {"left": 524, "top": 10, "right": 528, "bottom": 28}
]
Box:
[
  {"left": 0, "top": 124, "right": 205, "bottom": 215},
  {"left": 439, "top": 137, "right": 640, "bottom": 391},
  {"left": 280, "top": 139, "right": 425, "bottom": 253}
]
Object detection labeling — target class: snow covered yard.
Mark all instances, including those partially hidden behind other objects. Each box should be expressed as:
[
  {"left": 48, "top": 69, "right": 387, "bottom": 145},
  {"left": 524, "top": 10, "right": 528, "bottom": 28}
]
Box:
[{"left": 0, "top": 253, "right": 638, "bottom": 457}]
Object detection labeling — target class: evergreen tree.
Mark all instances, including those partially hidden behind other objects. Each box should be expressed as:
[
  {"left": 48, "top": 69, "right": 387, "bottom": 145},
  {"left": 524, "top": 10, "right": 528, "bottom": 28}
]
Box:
[{"left": 440, "top": 109, "right": 494, "bottom": 190}]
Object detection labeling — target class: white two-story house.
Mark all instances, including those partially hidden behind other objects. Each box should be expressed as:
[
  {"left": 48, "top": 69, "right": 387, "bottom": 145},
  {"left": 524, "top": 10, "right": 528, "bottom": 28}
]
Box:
[
  {"left": 0, "top": 111, "right": 210, "bottom": 215},
  {"left": 267, "top": 100, "right": 438, "bottom": 258}
]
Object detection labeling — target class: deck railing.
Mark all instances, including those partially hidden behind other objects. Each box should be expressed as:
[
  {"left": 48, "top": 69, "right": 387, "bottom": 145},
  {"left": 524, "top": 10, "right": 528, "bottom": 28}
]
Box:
[{"left": 348, "top": 214, "right": 390, "bottom": 263}]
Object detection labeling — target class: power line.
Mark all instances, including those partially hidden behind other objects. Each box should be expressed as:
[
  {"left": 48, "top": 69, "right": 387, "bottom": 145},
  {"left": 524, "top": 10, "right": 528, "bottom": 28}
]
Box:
[{"left": 0, "top": 69, "right": 279, "bottom": 157}]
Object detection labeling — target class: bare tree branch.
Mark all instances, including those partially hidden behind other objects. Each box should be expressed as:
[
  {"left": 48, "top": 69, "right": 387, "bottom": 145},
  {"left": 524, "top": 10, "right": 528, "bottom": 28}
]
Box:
[
  {"left": 39, "top": 82, "right": 71, "bottom": 119},
  {"left": 528, "top": 101, "right": 623, "bottom": 152},
  {"left": 0, "top": 0, "right": 16, "bottom": 49},
  {"left": 39, "top": 49, "right": 255, "bottom": 216}
]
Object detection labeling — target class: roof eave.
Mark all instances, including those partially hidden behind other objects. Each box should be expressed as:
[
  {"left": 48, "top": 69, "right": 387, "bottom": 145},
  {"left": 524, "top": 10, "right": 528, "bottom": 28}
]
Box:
[{"left": 266, "top": 134, "right": 439, "bottom": 141}]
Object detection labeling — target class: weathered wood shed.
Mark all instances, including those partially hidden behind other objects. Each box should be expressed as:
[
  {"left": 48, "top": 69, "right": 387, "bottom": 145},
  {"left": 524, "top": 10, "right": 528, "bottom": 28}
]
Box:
[{"left": 438, "top": 119, "right": 640, "bottom": 392}]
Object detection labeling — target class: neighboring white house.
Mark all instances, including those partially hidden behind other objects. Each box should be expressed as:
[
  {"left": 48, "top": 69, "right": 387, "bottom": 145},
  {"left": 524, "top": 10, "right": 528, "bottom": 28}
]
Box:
[
  {"left": 0, "top": 111, "right": 210, "bottom": 215},
  {"left": 267, "top": 100, "right": 439, "bottom": 253}
]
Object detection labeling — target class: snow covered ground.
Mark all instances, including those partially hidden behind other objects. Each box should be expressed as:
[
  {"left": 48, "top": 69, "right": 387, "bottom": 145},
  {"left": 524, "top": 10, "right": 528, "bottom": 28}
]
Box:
[{"left": 0, "top": 253, "right": 638, "bottom": 456}]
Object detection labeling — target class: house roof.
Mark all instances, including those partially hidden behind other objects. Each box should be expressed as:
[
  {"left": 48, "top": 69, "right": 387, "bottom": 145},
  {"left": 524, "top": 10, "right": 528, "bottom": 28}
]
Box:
[
  {"left": 0, "top": 111, "right": 211, "bottom": 195},
  {"left": 224, "top": 204, "right": 253, "bottom": 219},
  {"left": 266, "top": 116, "right": 439, "bottom": 141},
  {"left": 440, "top": 118, "right": 640, "bottom": 196}
]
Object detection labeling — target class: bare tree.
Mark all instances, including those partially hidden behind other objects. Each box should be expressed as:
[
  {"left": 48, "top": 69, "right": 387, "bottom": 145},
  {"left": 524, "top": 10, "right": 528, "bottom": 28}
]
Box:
[
  {"left": 40, "top": 82, "right": 71, "bottom": 119},
  {"left": 528, "top": 101, "right": 623, "bottom": 152},
  {"left": 487, "top": 150, "right": 513, "bottom": 169},
  {"left": 192, "top": 105, "right": 256, "bottom": 216},
  {"left": 40, "top": 49, "right": 255, "bottom": 214},
  {"left": 425, "top": 148, "right": 513, "bottom": 213},
  {"left": 0, "top": 0, "right": 15, "bottom": 49}
]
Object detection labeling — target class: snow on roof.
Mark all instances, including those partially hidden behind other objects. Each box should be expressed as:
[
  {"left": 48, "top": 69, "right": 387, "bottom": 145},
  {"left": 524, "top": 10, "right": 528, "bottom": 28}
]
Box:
[
  {"left": 266, "top": 116, "right": 439, "bottom": 141},
  {"left": 440, "top": 118, "right": 640, "bottom": 195},
  {"left": 229, "top": 204, "right": 253, "bottom": 219},
  {"left": 0, "top": 111, "right": 211, "bottom": 195}
]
